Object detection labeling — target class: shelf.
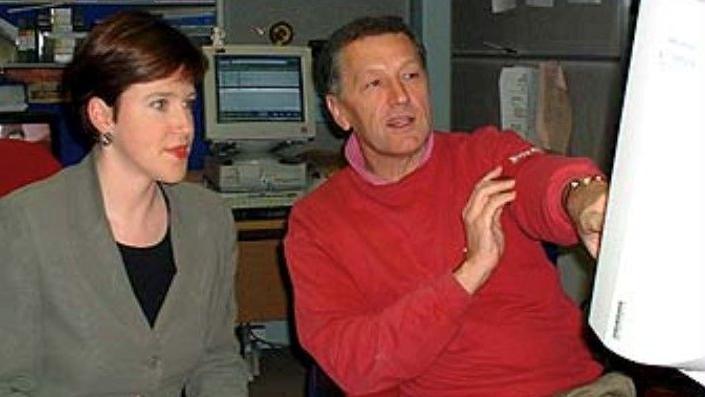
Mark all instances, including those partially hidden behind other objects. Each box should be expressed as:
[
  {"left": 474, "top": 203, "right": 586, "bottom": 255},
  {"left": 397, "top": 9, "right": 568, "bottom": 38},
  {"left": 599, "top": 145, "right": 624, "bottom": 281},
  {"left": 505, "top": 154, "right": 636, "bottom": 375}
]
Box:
[
  {"left": 1, "top": 1, "right": 214, "bottom": 4},
  {"left": 0, "top": 62, "right": 67, "bottom": 69},
  {"left": 1, "top": 0, "right": 215, "bottom": 13}
]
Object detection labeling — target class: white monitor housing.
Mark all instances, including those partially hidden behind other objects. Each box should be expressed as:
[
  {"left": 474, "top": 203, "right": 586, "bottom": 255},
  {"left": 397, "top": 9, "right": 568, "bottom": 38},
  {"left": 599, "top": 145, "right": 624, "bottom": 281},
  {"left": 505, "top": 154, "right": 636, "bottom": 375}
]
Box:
[
  {"left": 202, "top": 44, "right": 316, "bottom": 143},
  {"left": 589, "top": 0, "right": 705, "bottom": 386}
]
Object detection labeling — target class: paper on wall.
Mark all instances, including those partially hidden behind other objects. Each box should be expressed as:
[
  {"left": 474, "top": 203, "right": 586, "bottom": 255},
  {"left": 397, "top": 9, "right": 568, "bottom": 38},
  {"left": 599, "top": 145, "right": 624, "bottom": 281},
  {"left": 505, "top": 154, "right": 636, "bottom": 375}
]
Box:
[
  {"left": 527, "top": 0, "right": 555, "bottom": 7},
  {"left": 535, "top": 61, "right": 572, "bottom": 154},
  {"left": 492, "top": 0, "right": 517, "bottom": 13},
  {"left": 499, "top": 66, "right": 539, "bottom": 143},
  {"left": 567, "top": 0, "right": 602, "bottom": 4}
]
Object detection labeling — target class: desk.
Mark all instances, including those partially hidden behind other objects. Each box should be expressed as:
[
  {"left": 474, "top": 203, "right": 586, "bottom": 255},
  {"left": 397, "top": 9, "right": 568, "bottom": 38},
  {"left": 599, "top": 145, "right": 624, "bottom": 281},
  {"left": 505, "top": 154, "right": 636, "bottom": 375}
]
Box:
[
  {"left": 234, "top": 218, "right": 291, "bottom": 376},
  {"left": 235, "top": 218, "right": 290, "bottom": 323}
]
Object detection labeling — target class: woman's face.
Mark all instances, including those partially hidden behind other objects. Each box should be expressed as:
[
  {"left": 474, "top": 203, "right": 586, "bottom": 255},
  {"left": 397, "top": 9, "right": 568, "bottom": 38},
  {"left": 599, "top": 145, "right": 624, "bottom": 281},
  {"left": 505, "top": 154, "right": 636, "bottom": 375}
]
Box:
[{"left": 107, "top": 69, "right": 196, "bottom": 184}]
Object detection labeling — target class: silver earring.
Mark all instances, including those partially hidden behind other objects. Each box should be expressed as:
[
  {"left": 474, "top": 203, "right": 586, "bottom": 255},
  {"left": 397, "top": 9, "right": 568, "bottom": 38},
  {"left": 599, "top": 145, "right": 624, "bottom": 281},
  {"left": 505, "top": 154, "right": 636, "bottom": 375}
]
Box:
[{"left": 99, "top": 131, "right": 113, "bottom": 147}]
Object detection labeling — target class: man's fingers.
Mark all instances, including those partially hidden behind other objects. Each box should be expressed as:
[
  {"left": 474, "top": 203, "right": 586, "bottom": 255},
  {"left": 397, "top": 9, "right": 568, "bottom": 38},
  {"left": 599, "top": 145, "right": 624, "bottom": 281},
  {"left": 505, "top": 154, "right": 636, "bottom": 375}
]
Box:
[
  {"left": 481, "top": 191, "right": 516, "bottom": 226},
  {"left": 474, "top": 167, "right": 514, "bottom": 195},
  {"left": 464, "top": 176, "right": 516, "bottom": 216},
  {"left": 466, "top": 189, "right": 516, "bottom": 233},
  {"left": 480, "top": 166, "right": 503, "bottom": 182}
]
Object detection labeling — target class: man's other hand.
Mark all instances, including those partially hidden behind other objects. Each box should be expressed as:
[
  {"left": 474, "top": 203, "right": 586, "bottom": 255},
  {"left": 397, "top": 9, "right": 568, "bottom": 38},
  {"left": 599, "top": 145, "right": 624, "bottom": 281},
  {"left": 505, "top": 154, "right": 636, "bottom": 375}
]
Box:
[{"left": 454, "top": 166, "right": 516, "bottom": 294}]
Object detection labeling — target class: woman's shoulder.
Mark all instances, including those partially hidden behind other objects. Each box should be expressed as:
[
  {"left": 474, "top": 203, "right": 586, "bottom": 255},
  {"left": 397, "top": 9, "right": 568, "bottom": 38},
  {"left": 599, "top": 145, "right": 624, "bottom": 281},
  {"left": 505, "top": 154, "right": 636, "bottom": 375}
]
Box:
[
  {"left": 164, "top": 181, "right": 230, "bottom": 219},
  {"left": 167, "top": 180, "right": 220, "bottom": 201}
]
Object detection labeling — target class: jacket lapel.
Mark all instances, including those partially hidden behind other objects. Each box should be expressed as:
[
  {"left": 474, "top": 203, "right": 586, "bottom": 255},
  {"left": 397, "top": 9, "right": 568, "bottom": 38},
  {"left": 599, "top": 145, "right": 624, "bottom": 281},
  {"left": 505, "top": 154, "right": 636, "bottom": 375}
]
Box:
[
  {"left": 153, "top": 184, "right": 206, "bottom": 333},
  {"left": 66, "top": 151, "right": 150, "bottom": 336}
]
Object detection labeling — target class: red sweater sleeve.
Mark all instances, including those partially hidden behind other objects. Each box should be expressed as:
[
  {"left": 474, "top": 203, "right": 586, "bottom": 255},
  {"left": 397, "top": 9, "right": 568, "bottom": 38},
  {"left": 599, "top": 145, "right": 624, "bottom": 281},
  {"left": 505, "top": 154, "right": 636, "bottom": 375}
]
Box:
[
  {"left": 477, "top": 128, "right": 605, "bottom": 245},
  {"left": 508, "top": 153, "right": 603, "bottom": 245},
  {"left": 0, "top": 141, "right": 61, "bottom": 197},
  {"left": 285, "top": 207, "right": 473, "bottom": 395}
]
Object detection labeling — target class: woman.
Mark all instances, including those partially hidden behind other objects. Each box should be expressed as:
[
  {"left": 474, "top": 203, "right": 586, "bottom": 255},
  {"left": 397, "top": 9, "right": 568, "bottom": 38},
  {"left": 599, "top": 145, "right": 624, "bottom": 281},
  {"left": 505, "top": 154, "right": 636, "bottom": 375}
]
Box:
[{"left": 0, "top": 11, "right": 249, "bottom": 396}]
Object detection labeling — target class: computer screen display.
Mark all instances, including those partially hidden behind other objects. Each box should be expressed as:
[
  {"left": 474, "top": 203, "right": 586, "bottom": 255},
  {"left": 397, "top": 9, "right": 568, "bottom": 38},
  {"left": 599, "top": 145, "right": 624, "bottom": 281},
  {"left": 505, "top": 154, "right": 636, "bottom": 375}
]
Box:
[
  {"left": 216, "top": 55, "right": 303, "bottom": 123},
  {"left": 202, "top": 45, "right": 316, "bottom": 142},
  {"left": 589, "top": 0, "right": 705, "bottom": 385}
]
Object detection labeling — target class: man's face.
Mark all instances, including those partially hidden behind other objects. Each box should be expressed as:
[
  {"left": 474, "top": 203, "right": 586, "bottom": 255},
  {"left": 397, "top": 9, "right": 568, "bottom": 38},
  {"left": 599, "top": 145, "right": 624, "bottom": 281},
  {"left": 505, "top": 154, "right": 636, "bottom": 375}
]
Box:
[{"left": 326, "top": 33, "right": 432, "bottom": 173}]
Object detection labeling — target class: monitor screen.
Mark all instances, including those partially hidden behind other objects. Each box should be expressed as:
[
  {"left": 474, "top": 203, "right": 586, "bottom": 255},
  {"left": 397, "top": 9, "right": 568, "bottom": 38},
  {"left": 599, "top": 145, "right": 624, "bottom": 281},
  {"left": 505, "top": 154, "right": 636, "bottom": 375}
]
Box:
[
  {"left": 216, "top": 55, "right": 304, "bottom": 123},
  {"left": 589, "top": 0, "right": 705, "bottom": 385},
  {"left": 202, "top": 45, "right": 316, "bottom": 142}
]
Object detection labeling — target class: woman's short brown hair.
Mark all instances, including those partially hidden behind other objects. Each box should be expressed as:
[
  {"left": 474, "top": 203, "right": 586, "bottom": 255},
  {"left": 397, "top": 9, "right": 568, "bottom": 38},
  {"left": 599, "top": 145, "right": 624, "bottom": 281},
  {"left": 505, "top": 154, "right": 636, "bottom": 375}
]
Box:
[{"left": 63, "top": 10, "right": 208, "bottom": 140}]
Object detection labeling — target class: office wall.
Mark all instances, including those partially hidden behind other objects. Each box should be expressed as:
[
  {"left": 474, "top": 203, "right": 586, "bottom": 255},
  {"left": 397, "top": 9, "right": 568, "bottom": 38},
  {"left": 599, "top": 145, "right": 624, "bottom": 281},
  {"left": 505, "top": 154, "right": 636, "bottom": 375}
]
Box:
[
  {"left": 219, "top": 0, "right": 455, "bottom": 150},
  {"left": 411, "top": 0, "right": 451, "bottom": 130},
  {"left": 452, "top": 1, "right": 627, "bottom": 57},
  {"left": 453, "top": 58, "right": 624, "bottom": 171},
  {"left": 222, "top": 0, "right": 410, "bottom": 46},
  {"left": 451, "top": 0, "right": 632, "bottom": 173}
]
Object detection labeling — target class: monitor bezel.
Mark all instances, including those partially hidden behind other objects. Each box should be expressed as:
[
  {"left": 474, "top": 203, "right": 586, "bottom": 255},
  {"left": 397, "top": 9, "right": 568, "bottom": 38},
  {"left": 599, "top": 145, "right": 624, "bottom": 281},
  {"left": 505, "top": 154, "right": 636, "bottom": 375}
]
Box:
[{"left": 202, "top": 44, "right": 317, "bottom": 143}]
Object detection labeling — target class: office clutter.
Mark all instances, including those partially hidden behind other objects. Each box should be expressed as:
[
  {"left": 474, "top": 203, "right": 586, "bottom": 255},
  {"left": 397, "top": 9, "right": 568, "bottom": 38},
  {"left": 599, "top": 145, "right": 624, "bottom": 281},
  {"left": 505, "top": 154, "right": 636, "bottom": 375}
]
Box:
[
  {"left": 536, "top": 61, "right": 572, "bottom": 154},
  {"left": 15, "top": 15, "right": 36, "bottom": 62},
  {"left": 499, "top": 61, "right": 572, "bottom": 154},
  {"left": 203, "top": 149, "right": 309, "bottom": 213},
  {"left": 1, "top": 3, "right": 217, "bottom": 66},
  {"left": 200, "top": 44, "right": 317, "bottom": 217},
  {"left": 293, "top": 149, "right": 346, "bottom": 191},
  {"left": 0, "top": 2, "right": 219, "bottom": 167},
  {"left": 499, "top": 65, "right": 539, "bottom": 143},
  {"left": 42, "top": 8, "right": 86, "bottom": 64},
  {"left": 203, "top": 147, "right": 345, "bottom": 216},
  {"left": 0, "top": 17, "right": 14, "bottom": 62},
  {"left": 9, "top": 7, "right": 86, "bottom": 64},
  {"left": 0, "top": 5, "right": 89, "bottom": 165},
  {"left": 2, "top": 66, "right": 63, "bottom": 104},
  {"left": 453, "top": 1, "right": 627, "bottom": 173},
  {"left": 0, "top": 83, "right": 25, "bottom": 111}
]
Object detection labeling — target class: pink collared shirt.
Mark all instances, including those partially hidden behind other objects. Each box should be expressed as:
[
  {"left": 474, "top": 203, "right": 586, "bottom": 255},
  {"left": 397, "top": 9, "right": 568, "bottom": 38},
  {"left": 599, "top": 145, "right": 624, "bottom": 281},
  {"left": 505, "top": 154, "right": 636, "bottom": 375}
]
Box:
[{"left": 344, "top": 132, "right": 435, "bottom": 185}]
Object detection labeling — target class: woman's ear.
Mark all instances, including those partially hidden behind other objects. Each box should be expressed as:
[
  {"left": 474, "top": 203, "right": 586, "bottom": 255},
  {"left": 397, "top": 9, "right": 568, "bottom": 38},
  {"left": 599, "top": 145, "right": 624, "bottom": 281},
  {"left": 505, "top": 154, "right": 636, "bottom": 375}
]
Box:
[
  {"left": 325, "top": 94, "right": 352, "bottom": 132},
  {"left": 86, "top": 97, "right": 115, "bottom": 134}
]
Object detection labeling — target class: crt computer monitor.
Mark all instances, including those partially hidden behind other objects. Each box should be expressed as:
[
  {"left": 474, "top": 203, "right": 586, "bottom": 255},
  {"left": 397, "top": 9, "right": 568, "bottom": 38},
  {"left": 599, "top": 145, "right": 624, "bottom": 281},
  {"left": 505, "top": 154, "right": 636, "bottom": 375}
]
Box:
[
  {"left": 589, "top": 0, "right": 705, "bottom": 386},
  {"left": 202, "top": 44, "right": 317, "bottom": 143}
]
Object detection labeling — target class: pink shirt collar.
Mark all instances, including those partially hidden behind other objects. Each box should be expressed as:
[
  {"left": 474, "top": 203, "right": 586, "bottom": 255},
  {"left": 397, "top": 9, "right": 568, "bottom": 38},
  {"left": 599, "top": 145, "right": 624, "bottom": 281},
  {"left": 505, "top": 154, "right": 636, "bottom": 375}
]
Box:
[{"left": 344, "top": 132, "right": 435, "bottom": 185}]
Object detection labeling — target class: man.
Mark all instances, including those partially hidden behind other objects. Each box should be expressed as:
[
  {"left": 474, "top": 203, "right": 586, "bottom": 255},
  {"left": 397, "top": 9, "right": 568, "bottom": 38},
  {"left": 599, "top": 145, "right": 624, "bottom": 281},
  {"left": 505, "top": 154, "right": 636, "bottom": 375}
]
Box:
[
  {"left": 0, "top": 139, "right": 61, "bottom": 197},
  {"left": 285, "top": 16, "right": 630, "bottom": 397}
]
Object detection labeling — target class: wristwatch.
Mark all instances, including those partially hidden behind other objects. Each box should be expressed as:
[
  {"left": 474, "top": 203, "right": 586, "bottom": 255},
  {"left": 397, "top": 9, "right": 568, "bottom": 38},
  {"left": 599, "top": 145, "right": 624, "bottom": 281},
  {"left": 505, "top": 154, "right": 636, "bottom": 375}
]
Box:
[
  {"left": 563, "top": 175, "right": 607, "bottom": 213},
  {"left": 568, "top": 175, "right": 606, "bottom": 191}
]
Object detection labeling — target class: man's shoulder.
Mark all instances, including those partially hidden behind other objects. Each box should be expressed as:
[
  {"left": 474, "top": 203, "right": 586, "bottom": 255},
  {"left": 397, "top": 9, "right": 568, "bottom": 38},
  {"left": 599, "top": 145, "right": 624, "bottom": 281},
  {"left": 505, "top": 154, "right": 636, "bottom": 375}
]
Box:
[
  {"left": 433, "top": 127, "right": 532, "bottom": 161},
  {"left": 434, "top": 126, "right": 506, "bottom": 145},
  {"left": 291, "top": 167, "right": 354, "bottom": 215}
]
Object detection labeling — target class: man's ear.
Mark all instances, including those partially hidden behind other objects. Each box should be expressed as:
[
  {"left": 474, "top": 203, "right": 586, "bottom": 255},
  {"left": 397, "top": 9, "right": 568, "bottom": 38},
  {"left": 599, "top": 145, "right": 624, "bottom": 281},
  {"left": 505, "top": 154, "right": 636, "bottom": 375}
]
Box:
[
  {"left": 86, "top": 97, "right": 115, "bottom": 134},
  {"left": 325, "top": 94, "right": 352, "bottom": 132}
]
